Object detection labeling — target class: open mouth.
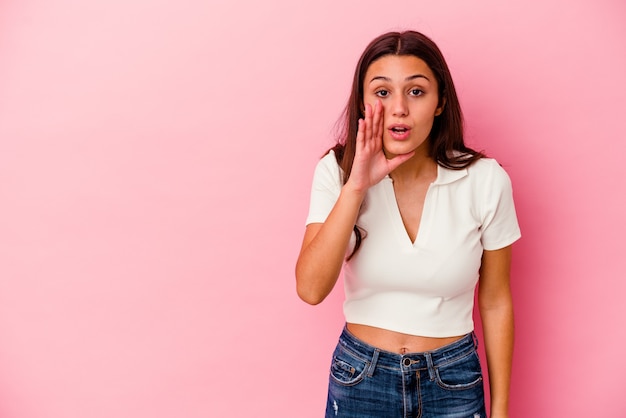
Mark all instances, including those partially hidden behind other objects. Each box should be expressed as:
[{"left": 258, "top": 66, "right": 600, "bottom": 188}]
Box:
[
  {"left": 389, "top": 124, "right": 410, "bottom": 132},
  {"left": 388, "top": 125, "right": 411, "bottom": 140}
]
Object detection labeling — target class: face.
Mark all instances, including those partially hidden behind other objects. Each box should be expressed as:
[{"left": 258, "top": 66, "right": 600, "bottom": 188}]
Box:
[{"left": 363, "top": 55, "right": 444, "bottom": 158}]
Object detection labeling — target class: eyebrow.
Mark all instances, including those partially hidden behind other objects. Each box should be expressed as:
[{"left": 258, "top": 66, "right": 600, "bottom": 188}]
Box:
[{"left": 369, "top": 74, "right": 430, "bottom": 83}]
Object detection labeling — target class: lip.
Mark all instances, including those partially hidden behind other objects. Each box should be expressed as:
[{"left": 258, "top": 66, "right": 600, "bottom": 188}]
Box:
[{"left": 388, "top": 124, "right": 412, "bottom": 141}]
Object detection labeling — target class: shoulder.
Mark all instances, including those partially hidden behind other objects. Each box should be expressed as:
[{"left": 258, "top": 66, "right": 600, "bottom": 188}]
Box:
[
  {"left": 443, "top": 157, "right": 515, "bottom": 206},
  {"left": 465, "top": 158, "right": 517, "bottom": 218},
  {"left": 315, "top": 150, "right": 342, "bottom": 177},
  {"left": 467, "top": 157, "right": 503, "bottom": 173},
  {"left": 469, "top": 158, "right": 521, "bottom": 247},
  {"left": 436, "top": 156, "right": 511, "bottom": 188},
  {"left": 317, "top": 149, "right": 340, "bottom": 170},
  {"left": 466, "top": 157, "right": 513, "bottom": 187},
  {"left": 311, "top": 150, "right": 343, "bottom": 190}
]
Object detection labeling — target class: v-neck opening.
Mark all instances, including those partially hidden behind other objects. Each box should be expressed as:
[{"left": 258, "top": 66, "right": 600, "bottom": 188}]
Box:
[{"left": 383, "top": 175, "right": 435, "bottom": 248}]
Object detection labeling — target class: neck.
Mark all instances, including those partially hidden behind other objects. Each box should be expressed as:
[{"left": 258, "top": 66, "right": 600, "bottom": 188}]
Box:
[{"left": 389, "top": 149, "right": 437, "bottom": 183}]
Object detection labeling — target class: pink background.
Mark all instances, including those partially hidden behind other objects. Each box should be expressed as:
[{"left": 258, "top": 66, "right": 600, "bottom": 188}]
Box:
[{"left": 1, "top": 0, "right": 625, "bottom": 417}]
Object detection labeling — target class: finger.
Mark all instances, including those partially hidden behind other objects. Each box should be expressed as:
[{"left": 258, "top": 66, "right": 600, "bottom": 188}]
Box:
[
  {"left": 377, "top": 99, "right": 384, "bottom": 138},
  {"left": 372, "top": 99, "right": 384, "bottom": 147},
  {"left": 355, "top": 119, "right": 365, "bottom": 151},
  {"left": 371, "top": 100, "right": 380, "bottom": 139},
  {"left": 364, "top": 103, "right": 373, "bottom": 144}
]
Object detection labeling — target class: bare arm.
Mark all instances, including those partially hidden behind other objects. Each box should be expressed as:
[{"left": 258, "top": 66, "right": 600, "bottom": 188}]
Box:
[
  {"left": 295, "top": 100, "right": 414, "bottom": 305},
  {"left": 478, "top": 245, "right": 514, "bottom": 418},
  {"left": 295, "top": 187, "right": 365, "bottom": 305}
]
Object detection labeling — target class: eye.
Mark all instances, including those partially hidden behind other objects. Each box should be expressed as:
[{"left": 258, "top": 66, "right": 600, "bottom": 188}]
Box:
[
  {"left": 375, "top": 89, "right": 389, "bottom": 98},
  {"left": 409, "top": 89, "right": 424, "bottom": 96}
]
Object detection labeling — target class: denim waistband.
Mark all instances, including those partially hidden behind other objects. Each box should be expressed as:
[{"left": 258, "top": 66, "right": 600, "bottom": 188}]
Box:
[{"left": 337, "top": 326, "right": 477, "bottom": 377}]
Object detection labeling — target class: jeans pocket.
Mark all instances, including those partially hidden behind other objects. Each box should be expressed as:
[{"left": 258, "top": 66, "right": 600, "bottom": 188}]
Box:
[
  {"left": 329, "top": 346, "right": 369, "bottom": 387},
  {"left": 435, "top": 350, "right": 483, "bottom": 391}
]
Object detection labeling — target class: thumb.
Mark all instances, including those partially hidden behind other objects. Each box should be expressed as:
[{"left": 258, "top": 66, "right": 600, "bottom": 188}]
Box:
[{"left": 387, "top": 151, "right": 415, "bottom": 172}]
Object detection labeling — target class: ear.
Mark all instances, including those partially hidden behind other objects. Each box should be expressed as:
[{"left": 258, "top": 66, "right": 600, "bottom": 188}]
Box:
[{"left": 435, "top": 97, "right": 446, "bottom": 116}]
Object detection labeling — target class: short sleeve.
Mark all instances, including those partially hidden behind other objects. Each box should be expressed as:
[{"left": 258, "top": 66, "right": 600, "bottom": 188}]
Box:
[
  {"left": 479, "top": 161, "right": 522, "bottom": 250},
  {"left": 305, "top": 151, "right": 343, "bottom": 225}
]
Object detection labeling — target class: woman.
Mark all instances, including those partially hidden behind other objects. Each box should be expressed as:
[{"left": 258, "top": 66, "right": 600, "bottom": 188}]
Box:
[{"left": 296, "top": 31, "right": 520, "bottom": 418}]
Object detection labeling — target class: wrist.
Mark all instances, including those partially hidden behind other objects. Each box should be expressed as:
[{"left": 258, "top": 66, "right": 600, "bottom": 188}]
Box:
[
  {"left": 342, "top": 181, "right": 368, "bottom": 199},
  {"left": 489, "top": 402, "right": 509, "bottom": 417}
]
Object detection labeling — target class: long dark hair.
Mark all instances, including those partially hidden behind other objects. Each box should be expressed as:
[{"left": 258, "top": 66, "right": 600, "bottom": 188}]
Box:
[{"left": 330, "top": 30, "right": 485, "bottom": 259}]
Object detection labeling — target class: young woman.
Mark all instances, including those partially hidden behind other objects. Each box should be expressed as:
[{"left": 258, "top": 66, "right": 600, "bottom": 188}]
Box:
[{"left": 295, "top": 31, "right": 521, "bottom": 417}]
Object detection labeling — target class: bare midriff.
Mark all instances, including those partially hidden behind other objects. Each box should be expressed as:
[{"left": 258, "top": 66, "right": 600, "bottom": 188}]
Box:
[{"left": 347, "top": 323, "right": 465, "bottom": 354}]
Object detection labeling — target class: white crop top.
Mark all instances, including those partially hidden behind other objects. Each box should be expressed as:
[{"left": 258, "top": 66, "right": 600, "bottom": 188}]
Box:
[{"left": 305, "top": 151, "right": 521, "bottom": 337}]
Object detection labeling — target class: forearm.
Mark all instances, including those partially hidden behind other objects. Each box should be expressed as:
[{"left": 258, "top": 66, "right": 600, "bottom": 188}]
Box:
[
  {"left": 479, "top": 299, "right": 514, "bottom": 416},
  {"left": 297, "top": 100, "right": 412, "bottom": 305},
  {"left": 295, "top": 185, "right": 365, "bottom": 305}
]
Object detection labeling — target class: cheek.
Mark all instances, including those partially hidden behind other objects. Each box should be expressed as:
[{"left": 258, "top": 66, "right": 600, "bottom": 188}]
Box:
[{"left": 362, "top": 96, "right": 377, "bottom": 109}]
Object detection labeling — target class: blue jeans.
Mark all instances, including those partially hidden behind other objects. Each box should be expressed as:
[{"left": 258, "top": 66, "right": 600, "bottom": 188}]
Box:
[{"left": 325, "top": 327, "right": 486, "bottom": 418}]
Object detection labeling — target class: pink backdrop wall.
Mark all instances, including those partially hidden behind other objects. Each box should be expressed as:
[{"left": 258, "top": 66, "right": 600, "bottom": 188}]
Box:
[{"left": 1, "top": 1, "right": 625, "bottom": 416}]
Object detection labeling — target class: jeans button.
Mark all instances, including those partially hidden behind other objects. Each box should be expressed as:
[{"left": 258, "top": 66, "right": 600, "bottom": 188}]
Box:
[{"left": 402, "top": 358, "right": 411, "bottom": 367}]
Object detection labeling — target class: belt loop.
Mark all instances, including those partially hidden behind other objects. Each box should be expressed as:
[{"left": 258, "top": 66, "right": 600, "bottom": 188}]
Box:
[
  {"left": 424, "top": 352, "right": 435, "bottom": 381},
  {"left": 472, "top": 332, "right": 479, "bottom": 349},
  {"left": 367, "top": 349, "right": 380, "bottom": 377}
]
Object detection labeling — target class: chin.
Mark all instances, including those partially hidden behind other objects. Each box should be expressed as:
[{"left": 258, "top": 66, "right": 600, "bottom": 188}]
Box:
[{"left": 384, "top": 143, "right": 417, "bottom": 157}]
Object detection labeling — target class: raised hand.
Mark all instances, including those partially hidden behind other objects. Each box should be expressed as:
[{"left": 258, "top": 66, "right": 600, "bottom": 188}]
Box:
[{"left": 346, "top": 100, "right": 415, "bottom": 194}]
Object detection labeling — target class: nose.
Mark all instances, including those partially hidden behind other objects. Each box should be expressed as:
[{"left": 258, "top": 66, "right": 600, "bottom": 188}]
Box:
[{"left": 390, "top": 94, "right": 408, "bottom": 117}]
